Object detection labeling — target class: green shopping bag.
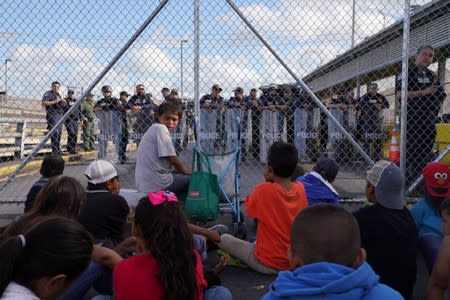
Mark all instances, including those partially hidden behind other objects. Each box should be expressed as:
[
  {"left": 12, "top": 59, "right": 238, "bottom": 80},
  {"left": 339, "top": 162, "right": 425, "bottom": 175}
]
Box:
[{"left": 184, "top": 150, "right": 219, "bottom": 221}]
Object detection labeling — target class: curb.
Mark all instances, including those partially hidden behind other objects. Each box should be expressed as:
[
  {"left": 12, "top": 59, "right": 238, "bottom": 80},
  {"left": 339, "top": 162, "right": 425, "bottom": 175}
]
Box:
[{"left": 0, "top": 151, "right": 98, "bottom": 181}]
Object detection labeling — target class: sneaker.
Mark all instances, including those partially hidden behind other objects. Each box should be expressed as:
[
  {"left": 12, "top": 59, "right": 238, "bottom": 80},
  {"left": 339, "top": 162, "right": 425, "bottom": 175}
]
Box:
[
  {"left": 208, "top": 224, "right": 229, "bottom": 236},
  {"left": 217, "top": 249, "right": 248, "bottom": 269}
]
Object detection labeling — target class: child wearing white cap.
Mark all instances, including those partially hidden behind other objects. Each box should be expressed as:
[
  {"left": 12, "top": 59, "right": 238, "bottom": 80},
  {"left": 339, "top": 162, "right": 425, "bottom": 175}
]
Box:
[{"left": 79, "top": 160, "right": 129, "bottom": 248}]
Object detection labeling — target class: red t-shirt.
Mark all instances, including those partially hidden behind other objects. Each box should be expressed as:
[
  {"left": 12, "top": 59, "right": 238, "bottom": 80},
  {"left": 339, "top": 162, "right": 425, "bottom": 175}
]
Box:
[
  {"left": 245, "top": 181, "right": 307, "bottom": 270},
  {"left": 113, "top": 251, "right": 207, "bottom": 300}
]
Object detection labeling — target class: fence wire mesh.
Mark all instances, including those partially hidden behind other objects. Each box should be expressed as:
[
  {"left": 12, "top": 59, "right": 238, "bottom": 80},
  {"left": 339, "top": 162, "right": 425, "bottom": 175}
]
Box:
[{"left": 0, "top": 0, "right": 449, "bottom": 205}]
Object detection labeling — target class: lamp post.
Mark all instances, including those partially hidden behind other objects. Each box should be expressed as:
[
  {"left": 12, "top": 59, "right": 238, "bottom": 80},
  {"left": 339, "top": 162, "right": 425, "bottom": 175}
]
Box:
[
  {"left": 351, "top": 0, "right": 355, "bottom": 47},
  {"left": 180, "top": 39, "right": 188, "bottom": 99},
  {"left": 4, "top": 58, "right": 11, "bottom": 95}
]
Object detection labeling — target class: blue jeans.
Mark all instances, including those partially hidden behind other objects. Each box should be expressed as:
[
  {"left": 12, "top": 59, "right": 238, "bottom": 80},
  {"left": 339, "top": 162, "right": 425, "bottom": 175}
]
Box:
[
  {"left": 204, "top": 286, "right": 233, "bottom": 300},
  {"left": 92, "top": 286, "right": 232, "bottom": 300},
  {"left": 58, "top": 261, "right": 112, "bottom": 300},
  {"left": 419, "top": 233, "right": 442, "bottom": 274}
]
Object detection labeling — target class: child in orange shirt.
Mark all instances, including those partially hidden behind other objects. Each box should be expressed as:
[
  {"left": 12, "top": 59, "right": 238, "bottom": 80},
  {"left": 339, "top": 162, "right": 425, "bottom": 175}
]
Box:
[{"left": 216, "top": 141, "right": 308, "bottom": 274}]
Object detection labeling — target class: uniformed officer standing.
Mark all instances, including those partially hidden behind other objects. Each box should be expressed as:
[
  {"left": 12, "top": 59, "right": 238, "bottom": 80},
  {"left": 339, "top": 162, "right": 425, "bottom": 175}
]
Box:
[
  {"left": 64, "top": 89, "right": 82, "bottom": 154},
  {"left": 247, "top": 88, "right": 262, "bottom": 159},
  {"left": 94, "top": 85, "right": 122, "bottom": 159},
  {"left": 359, "top": 83, "right": 389, "bottom": 161},
  {"left": 395, "top": 45, "right": 447, "bottom": 185},
  {"left": 261, "top": 86, "right": 287, "bottom": 135},
  {"left": 41, "top": 81, "right": 66, "bottom": 155},
  {"left": 200, "top": 84, "right": 226, "bottom": 152},
  {"left": 81, "top": 92, "right": 95, "bottom": 151},
  {"left": 129, "top": 84, "right": 157, "bottom": 145},
  {"left": 117, "top": 91, "right": 130, "bottom": 163}
]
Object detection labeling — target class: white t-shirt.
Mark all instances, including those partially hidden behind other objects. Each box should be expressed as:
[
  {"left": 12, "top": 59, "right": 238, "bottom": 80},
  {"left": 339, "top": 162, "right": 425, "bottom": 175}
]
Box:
[
  {"left": 0, "top": 282, "right": 39, "bottom": 300},
  {"left": 135, "top": 123, "right": 177, "bottom": 193}
]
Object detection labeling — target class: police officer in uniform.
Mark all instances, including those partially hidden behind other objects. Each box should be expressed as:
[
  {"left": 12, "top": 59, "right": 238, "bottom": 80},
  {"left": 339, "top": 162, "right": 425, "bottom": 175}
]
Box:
[
  {"left": 129, "top": 84, "right": 157, "bottom": 145},
  {"left": 359, "top": 83, "right": 389, "bottom": 161},
  {"left": 200, "top": 84, "right": 225, "bottom": 151},
  {"left": 94, "top": 85, "right": 122, "bottom": 159},
  {"left": 41, "top": 81, "right": 66, "bottom": 155},
  {"left": 247, "top": 88, "right": 262, "bottom": 159},
  {"left": 117, "top": 91, "right": 130, "bottom": 163},
  {"left": 81, "top": 92, "right": 95, "bottom": 151},
  {"left": 64, "top": 89, "right": 82, "bottom": 154},
  {"left": 395, "top": 45, "right": 447, "bottom": 185}
]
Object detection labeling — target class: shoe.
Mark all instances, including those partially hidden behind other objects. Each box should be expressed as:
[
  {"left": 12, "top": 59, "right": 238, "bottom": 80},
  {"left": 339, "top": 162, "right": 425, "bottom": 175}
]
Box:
[
  {"left": 217, "top": 249, "right": 248, "bottom": 269},
  {"left": 68, "top": 150, "right": 78, "bottom": 154},
  {"left": 208, "top": 224, "right": 229, "bottom": 236}
]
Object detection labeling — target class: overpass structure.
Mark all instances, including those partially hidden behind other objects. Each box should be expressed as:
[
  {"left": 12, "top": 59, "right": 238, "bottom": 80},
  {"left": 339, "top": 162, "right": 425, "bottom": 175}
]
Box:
[{"left": 302, "top": 0, "right": 450, "bottom": 98}]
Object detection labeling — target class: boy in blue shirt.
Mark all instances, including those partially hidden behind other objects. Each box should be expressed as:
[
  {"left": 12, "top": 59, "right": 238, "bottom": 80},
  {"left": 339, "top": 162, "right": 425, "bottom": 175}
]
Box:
[{"left": 262, "top": 204, "right": 403, "bottom": 300}]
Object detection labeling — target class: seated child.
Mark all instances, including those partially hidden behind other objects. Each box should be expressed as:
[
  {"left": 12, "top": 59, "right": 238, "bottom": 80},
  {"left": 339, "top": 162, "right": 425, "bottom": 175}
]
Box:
[
  {"left": 25, "top": 154, "right": 65, "bottom": 212},
  {"left": 135, "top": 101, "right": 191, "bottom": 195},
  {"left": 296, "top": 158, "right": 340, "bottom": 205},
  {"left": 427, "top": 198, "right": 450, "bottom": 299},
  {"left": 217, "top": 141, "right": 308, "bottom": 274},
  {"left": 411, "top": 162, "right": 450, "bottom": 273},
  {"left": 0, "top": 216, "right": 93, "bottom": 300},
  {"left": 263, "top": 204, "right": 403, "bottom": 299},
  {"left": 79, "top": 160, "right": 129, "bottom": 248},
  {"left": 113, "top": 191, "right": 231, "bottom": 300},
  {"left": 353, "top": 160, "right": 417, "bottom": 299}
]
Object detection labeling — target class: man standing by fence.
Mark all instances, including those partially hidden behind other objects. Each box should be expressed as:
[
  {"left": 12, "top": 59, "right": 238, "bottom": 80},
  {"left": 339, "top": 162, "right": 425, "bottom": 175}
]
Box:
[
  {"left": 41, "top": 81, "right": 66, "bottom": 155},
  {"left": 81, "top": 92, "right": 95, "bottom": 151},
  {"left": 359, "top": 83, "right": 389, "bottom": 161},
  {"left": 64, "top": 89, "right": 82, "bottom": 154},
  {"left": 396, "top": 45, "right": 447, "bottom": 186}
]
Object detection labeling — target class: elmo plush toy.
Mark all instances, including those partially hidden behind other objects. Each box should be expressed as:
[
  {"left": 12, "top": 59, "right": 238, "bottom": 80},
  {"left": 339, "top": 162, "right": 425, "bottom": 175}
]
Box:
[{"left": 423, "top": 162, "right": 450, "bottom": 198}]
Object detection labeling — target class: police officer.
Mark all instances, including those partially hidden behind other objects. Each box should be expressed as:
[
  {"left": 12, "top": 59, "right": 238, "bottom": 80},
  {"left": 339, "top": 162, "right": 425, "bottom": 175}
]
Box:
[
  {"left": 161, "top": 87, "right": 171, "bottom": 101},
  {"left": 328, "top": 88, "right": 354, "bottom": 162},
  {"left": 118, "top": 91, "right": 131, "bottom": 163},
  {"left": 395, "top": 45, "right": 447, "bottom": 185},
  {"left": 200, "top": 84, "right": 226, "bottom": 152},
  {"left": 129, "top": 84, "right": 157, "bottom": 145},
  {"left": 247, "top": 88, "right": 262, "bottom": 159},
  {"left": 81, "top": 92, "right": 95, "bottom": 151},
  {"left": 94, "top": 85, "right": 122, "bottom": 159},
  {"left": 359, "top": 83, "right": 389, "bottom": 161},
  {"left": 41, "top": 81, "right": 66, "bottom": 155},
  {"left": 64, "top": 89, "right": 82, "bottom": 154}
]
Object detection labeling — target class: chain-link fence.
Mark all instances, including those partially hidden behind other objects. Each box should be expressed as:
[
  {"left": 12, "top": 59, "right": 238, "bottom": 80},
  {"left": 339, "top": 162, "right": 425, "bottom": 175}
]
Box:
[{"left": 0, "top": 0, "right": 448, "bottom": 205}]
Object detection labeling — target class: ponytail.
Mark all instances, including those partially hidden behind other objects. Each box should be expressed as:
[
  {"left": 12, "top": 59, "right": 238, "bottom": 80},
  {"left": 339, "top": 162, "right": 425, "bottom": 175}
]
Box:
[{"left": 0, "top": 236, "right": 25, "bottom": 295}]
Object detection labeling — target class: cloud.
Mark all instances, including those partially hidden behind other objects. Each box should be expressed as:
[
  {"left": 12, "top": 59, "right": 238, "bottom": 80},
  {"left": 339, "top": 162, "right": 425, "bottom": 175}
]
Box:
[{"left": 127, "top": 44, "right": 178, "bottom": 75}]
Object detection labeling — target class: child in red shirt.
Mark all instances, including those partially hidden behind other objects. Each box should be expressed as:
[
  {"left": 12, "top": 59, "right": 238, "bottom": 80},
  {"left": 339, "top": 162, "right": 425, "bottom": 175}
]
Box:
[
  {"left": 217, "top": 141, "right": 308, "bottom": 274},
  {"left": 113, "top": 191, "right": 207, "bottom": 300}
]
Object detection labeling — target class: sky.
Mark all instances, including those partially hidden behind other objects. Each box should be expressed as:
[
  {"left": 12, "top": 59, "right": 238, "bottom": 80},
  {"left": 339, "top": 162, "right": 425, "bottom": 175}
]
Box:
[{"left": 0, "top": 0, "right": 436, "bottom": 101}]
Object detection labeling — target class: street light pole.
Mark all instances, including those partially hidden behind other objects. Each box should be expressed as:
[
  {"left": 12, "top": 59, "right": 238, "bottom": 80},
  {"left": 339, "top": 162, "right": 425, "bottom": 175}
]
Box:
[
  {"left": 180, "top": 39, "right": 188, "bottom": 100},
  {"left": 351, "top": 0, "right": 355, "bottom": 47},
  {"left": 4, "top": 58, "right": 11, "bottom": 95}
]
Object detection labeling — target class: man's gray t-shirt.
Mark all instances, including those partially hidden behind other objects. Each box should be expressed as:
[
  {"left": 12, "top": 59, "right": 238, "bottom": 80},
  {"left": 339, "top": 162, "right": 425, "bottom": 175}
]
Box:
[{"left": 135, "top": 123, "right": 176, "bottom": 192}]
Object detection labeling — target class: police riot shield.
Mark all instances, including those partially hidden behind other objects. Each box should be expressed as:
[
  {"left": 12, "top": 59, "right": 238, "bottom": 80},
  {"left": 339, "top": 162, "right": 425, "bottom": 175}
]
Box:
[
  {"left": 294, "top": 108, "right": 308, "bottom": 159},
  {"left": 200, "top": 109, "right": 220, "bottom": 154},
  {"left": 328, "top": 108, "right": 344, "bottom": 146},
  {"left": 344, "top": 108, "right": 357, "bottom": 131},
  {"left": 95, "top": 110, "right": 122, "bottom": 159},
  {"left": 260, "top": 110, "right": 280, "bottom": 163},
  {"left": 225, "top": 108, "right": 240, "bottom": 152},
  {"left": 172, "top": 109, "right": 187, "bottom": 152}
]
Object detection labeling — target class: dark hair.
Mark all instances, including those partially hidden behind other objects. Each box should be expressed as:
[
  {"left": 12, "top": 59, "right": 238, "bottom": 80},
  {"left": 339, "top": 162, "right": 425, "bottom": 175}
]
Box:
[
  {"left": 291, "top": 204, "right": 360, "bottom": 267},
  {"left": 40, "top": 155, "right": 65, "bottom": 178},
  {"left": 291, "top": 163, "right": 305, "bottom": 182},
  {"left": 0, "top": 216, "right": 93, "bottom": 296},
  {"left": 28, "top": 176, "right": 86, "bottom": 219},
  {"left": 161, "top": 87, "right": 170, "bottom": 92},
  {"left": 417, "top": 45, "right": 434, "bottom": 55},
  {"left": 267, "top": 141, "right": 298, "bottom": 178},
  {"left": 441, "top": 198, "right": 450, "bottom": 215},
  {"left": 51, "top": 81, "right": 60, "bottom": 86},
  {"left": 134, "top": 197, "right": 198, "bottom": 300},
  {"left": 157, "top": 101, "right": 182, "bottom": 119}
]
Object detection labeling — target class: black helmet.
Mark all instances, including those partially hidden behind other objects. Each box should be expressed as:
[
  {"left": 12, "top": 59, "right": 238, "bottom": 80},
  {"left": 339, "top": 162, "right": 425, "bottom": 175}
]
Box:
[{"left": 101, "top": 85, "right": 112, "bottom": 93}]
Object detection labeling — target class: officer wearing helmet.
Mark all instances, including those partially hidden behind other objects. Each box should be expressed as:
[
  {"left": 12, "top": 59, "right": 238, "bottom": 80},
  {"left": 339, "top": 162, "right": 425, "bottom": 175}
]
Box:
[
  {"left": 94, "top": 85, "right": 123, "bottom": 159},
  {"left": 64, "top": 89, "right": 82, "bottom": 154}
]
